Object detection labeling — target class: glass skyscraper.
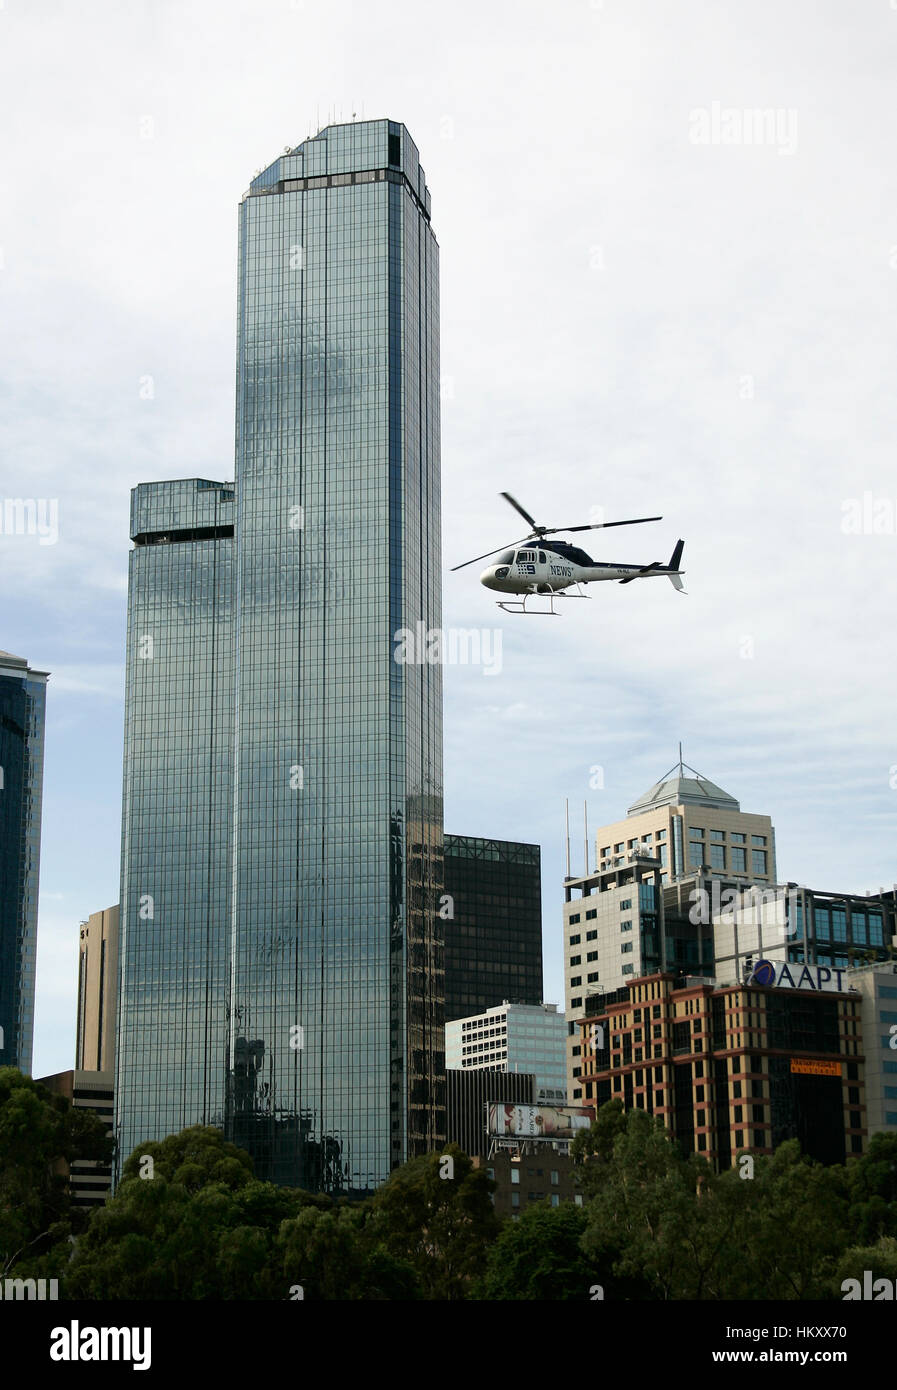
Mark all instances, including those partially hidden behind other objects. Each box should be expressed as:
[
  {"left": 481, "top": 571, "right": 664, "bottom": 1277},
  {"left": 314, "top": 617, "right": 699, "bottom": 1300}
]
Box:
[
  {"left": 0, "top": 649, "right": 48, "bottom": 1073},
  {"left": 117, "top": 480, "right": 234, "bottom": 1160},
  {"left": 117, "top": 120, "right": 444, "bottom": 1193}
]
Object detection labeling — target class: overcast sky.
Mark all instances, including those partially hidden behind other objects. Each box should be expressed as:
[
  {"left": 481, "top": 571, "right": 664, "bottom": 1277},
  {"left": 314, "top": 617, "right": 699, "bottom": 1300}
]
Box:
[{"left": 2, "top": 0, "right": 895, "bottom": 1078}]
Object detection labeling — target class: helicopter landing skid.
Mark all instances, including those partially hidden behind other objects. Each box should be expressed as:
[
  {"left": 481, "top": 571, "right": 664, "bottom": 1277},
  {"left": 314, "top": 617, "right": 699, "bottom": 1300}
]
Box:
[{"left": 496, "top": 585, "right": 589, "bottom": 616}]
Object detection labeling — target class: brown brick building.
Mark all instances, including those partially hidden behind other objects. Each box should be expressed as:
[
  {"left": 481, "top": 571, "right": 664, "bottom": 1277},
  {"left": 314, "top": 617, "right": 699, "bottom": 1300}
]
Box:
[
  {"left": 472, "top": 1151, "right": 582, "bottom": 1219},
  {"left": 578, "top": 971, "right": 865, "bottom": 1168}
]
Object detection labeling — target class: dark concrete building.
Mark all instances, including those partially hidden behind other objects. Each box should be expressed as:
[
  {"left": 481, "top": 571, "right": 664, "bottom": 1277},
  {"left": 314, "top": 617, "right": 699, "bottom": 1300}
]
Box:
[{"left": 445, "top": 1066, "right": 534, "bottom": 1158}]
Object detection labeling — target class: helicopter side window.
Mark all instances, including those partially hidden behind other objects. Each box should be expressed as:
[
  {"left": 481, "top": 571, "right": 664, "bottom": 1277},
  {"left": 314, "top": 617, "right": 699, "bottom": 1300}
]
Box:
[
  {"left": 538, "top": 551, "right": 546, "bottom": 564},
  {"left": 517, "top": 550, "right": 535, "bottom": 563}
]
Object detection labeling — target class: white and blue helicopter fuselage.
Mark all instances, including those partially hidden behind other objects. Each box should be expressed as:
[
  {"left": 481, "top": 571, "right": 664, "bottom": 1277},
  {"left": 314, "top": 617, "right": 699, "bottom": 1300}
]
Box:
[
  {"left": 480, "top": 540, "right": 685, "bottom": 611},
  {"left": 451, "top": 491, "right": 686, "bottom": 615}
]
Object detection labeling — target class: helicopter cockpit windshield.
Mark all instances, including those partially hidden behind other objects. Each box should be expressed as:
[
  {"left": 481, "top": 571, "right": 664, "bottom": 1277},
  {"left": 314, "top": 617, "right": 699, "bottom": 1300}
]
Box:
[{"left": 496, "top": 550, "right": 516, "bottom": 565}]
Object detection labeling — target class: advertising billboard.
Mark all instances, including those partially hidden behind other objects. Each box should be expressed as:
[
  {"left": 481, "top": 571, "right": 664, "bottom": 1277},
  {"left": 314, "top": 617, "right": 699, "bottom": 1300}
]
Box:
[
  {"left": 790, "top": 1058, "right": 842, "bottom": 1077},
  {"left": 747, "top": 960, "right": 847, "bottom": 993},
  {"left": 487, "top": 1103, "right": 592, "bottom": 1138}
]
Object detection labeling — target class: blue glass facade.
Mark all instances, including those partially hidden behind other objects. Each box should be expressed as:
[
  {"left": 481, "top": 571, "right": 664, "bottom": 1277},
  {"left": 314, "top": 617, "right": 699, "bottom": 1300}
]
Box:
[
  {"left": 117, "top": 121, "right": 443, "bottom": 1193},
  {"left": 116, "top": 480, "right": 234, "bottom": 1166},
  {"left": 0, "top": 650, "right": 48, "bottom": 1073},
  {"left": 231, "top": 120, "right": 442, "bottom": 1191}
]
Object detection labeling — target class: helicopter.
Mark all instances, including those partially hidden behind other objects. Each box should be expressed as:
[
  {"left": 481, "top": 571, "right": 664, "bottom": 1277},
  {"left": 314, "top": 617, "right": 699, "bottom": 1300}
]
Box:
[{"left": 452, "top": 492, "right": 686, "bottom": 614}]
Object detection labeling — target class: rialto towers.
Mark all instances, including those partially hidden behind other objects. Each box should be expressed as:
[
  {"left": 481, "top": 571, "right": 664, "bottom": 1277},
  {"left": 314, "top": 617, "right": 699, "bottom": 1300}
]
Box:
[{"left": 116, "top": 121, "right": 444, "bottom": 1192}]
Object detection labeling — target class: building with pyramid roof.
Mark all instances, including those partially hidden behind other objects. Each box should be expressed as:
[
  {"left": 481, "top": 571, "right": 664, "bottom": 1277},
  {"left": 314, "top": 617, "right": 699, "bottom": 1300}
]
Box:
[
  {"left": 561, "top": 752, "right": 776, "bottom": 1101},
  {"left": 593, "top": 750, "right": 776, "bottom": 886}
]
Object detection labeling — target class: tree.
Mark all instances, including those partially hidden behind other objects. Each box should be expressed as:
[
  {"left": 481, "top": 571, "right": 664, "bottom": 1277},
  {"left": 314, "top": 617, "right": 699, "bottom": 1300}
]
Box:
[
  {"left": 704, "top": 1142, "right": 851, "bottom": 1300},
  {"left": 474, "top": 1202, "right": 604, "bottom": 1300},
  {"left": 570, "top": 1097, "right": 627, "bottom": 1197},
  {"left": 368, "top": 1145, "right": 499, "bottom": 1299},
  {"left": 580, "top": 1106, "right": 720, "bottom": 1299},
  {"left": 828, "top": 1236, "right": 897, "bottom": 1297},
  {"left": 278, "top": 1203, "right": 420, "bottom": 1300},
  {"left": 845, "top": 1133, "right": 897, "bottom": 1243},
  {"left": 67, "top": 1126, "right": 322, "bottom": 1299},
  {"left": 120, "top": 1124, "right": 255, "bottom": 1191},
  {"left": 579, "top": 1104, "right": 851, "bottom": 1300},
  {"left": 0, "top": 1067, "right": 112, "bottom": 1281}
]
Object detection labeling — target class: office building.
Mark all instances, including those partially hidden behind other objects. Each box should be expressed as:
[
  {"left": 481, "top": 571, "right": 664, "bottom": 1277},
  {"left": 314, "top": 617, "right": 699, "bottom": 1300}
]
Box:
[
  {"left": 850, "top": 960, "right": 897, "bottom": 1135},
  {"left": 712, "top": 883, "right": 894, "bottom": 981},
  {"left": 563, "top": 845, "right": 667, "bottom": 1099},
  {"left": 593, "top": 755, "right": 776, "bottom": 886},
  {"left": 445, "top": 1067, "right": 535, "bottom": 1158},
  {"left": 565, "top": 762, "right": 774, "bottom": 1101},
  {"left": 578, "top": 968, "right": 865, "bottom": 1169},
  {"left": 473, "top": 1152, "right": 582, "bottom": 1219},
  {"left": 443, "top": 834, "right": 542, "bottom": 1021},
  {"left": 35, "top": 906, "right": 122, "bottom": 1208},
  {"left": 117, "top": 120, "right": 443, "bottom": 1194},
  {"left": 77, "top": 905, "right": 119, "bottom": 1073},
  {"left": 446, "top": 1002, "right": 567, "bottom": 1105},
  {"left": 566, "top": 866, "right": 895, "bottom": 1104},
  {"left": 117, "top": 480, "right": 234, "bottom": 1172},
  {"left": 0, "top": 649, "right": 48, "bottom": 1074},
  {"left": 37, "top": 1069, "right": 114, "bottom": 1209}
]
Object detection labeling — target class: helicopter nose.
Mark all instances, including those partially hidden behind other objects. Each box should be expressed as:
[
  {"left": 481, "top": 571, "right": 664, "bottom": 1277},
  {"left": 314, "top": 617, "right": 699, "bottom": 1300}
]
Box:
[{"left": 481, "top": 565, "right": 509, "bottom": 590}]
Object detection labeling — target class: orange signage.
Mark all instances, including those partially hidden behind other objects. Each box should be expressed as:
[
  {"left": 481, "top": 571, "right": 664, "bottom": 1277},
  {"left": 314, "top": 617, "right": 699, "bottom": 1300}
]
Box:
[{"left": 790, "top": 1058, "right": 842, "bottom": 1077}]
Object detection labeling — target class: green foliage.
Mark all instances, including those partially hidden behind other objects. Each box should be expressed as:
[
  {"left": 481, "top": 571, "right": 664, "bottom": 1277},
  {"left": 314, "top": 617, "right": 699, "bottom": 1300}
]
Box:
[
  {"left": 0, "top": 1067, "right": 112, "bottom": 1279},
  {"left": 368, "top": 1145, "right": 500, "bottom": 1299},
  {"left": 68, "top": 1128, "right": 319, "bottom": 1299},
  {"left": 474, "top": 1202, "right": 602, "bottom": 1300},
  {"left": 580, "top": 1106, "right": 721, "bottom": 1299},
  {"left": 845, "top": 1132, "right": 897, "bottom": 1242},
  {"left": 827, "top": 1236, "right": 897, "bottom": 1297},
  {"left": 578, "top": 1105, "right": 853, "bottom": 1300},
  {"left": 278, "top": 1204, "right": 420, "bottom": 1300},
  {"left": 121, "top": 1124, "right": 255, "bottom": 1191},
  {"left": 7, "top": 1089, "right": 894, "bottom": 1301},
  {"left": 571, "top": 1097, "right": 627, "bottom": 1176}
]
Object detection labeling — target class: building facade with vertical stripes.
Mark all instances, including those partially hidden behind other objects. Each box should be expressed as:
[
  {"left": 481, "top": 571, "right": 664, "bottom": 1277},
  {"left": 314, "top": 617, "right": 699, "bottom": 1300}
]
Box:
[{"left": 116, "top": 121, "right": 443, "bottom": 1194}]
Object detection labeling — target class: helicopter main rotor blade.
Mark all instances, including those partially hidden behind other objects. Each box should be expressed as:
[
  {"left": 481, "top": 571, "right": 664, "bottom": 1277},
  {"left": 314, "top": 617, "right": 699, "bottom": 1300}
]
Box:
[
  {"left": 450, "top": 536, "right": 530, "bottom": 572},
  {"left": 561, "top": 516, "right": 663, "bottom": 532},
  {"left": 500, "top": 492, "right": 541, "bottom": 532}
]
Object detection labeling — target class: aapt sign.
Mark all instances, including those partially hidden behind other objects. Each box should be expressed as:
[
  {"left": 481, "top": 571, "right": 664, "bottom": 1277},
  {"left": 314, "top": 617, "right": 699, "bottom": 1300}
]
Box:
[{"left": 747, "top": 959, "right": 847, "bottom": 993}]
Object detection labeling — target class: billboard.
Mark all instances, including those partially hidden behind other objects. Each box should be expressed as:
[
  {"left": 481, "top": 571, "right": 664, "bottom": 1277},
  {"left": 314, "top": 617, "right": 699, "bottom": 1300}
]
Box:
[
  {"left": 790, "top": 1058, "right": 842, "bottom": 1077},
  {"left": 746, "top": 960, "right": 847, "bottom": 993},
  {"left": 487, "top": 1103, "right": 592, "bottom": 1138}
]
